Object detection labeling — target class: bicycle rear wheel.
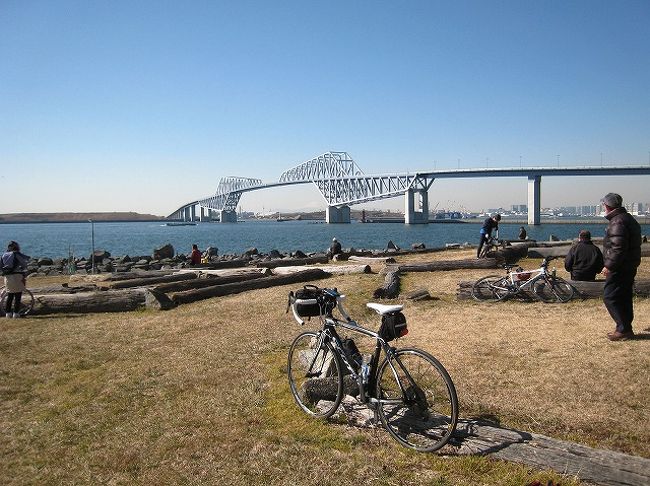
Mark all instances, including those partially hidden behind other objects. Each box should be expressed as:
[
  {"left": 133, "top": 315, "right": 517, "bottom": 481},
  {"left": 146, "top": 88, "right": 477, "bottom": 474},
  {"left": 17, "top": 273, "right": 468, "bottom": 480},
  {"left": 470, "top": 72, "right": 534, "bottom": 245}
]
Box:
[
  {"left": 532, "top": 276, "right": 575, "bottom": 303},
  {"left": 376, "top": 348, "right": 458, "bottom": 452},
  {"left": 287, "top": 331, "right": 343, "bottom": 419},
  {"left": 471, "top": 275, "right": 512, "bottom": 302},
  {"left": 0, "top": 288, "right": 35, "bottom": 316}
]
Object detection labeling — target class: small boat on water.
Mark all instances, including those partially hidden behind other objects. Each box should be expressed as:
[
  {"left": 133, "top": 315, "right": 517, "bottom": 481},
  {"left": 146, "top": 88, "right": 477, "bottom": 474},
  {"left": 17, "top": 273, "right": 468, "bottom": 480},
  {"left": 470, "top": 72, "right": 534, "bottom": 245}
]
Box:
[{"left": 164, "top": 222, "right": 197, "bottom": 226}]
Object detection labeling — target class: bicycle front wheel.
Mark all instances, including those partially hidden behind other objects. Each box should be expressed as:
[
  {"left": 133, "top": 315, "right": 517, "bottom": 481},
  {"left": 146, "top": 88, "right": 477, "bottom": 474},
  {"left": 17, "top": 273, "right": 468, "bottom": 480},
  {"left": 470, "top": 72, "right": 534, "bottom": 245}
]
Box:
[
  {"left": 0, "top": 288, "right": 35, "bottom": 316},
  {"left": 532, "top": 275, "right": 575, "bottom": 303},
  {"left": 471, "top": 275, "right": 512, "bottom": 302},
  {"left": 376, "top": 348, "right": 458, "bottom": 452},
  {"left": 287, "top": 331, "right": 343, "bottom": 419}
]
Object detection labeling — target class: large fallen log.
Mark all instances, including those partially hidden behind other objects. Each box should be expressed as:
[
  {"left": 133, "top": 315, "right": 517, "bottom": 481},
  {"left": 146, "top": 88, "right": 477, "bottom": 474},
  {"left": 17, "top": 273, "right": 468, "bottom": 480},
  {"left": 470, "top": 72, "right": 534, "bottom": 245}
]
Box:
[
  {"left": 105, "top": 272, "right": 199, "bottom": 289},
  {"left": 373, "top": 269, "right": 400, "bottom": 299},
  {"left": 528, "top": 243, "right": 650, "bottom": 259},
  {"left": 331, "top": 397, "right": 650, "bottom": 486},
  {"left": 176, "top": 267, "right": 271, "bottom": 278},
  {"left": 69, "top": 269, "right": 177, "bottom": 283},
  {"left": 348, "top": 255, "right": 396, "bottom": 264},
  {"left": 187, "top": 259, "right": 249, "bottom": 269},
  {"left": 30, "top": 288, "right": 174, "bottom": 315},
  {"left": 390, "top": 258, "right": 500, "bottom": 273},
  {"left": 169, "top": 269, "right": 331, "bottom": 305},
  {"left": 29, "top": 284, "right": 100, "bottom": 294},
  {"left": 255, "top": 255, "right": 329, "bottom": 269},
  {"left": 271, "top": 264, "right": 371, "bottom": 275},
  {"left": 153, "top": 272, "right": 268, "bottom": 293}
]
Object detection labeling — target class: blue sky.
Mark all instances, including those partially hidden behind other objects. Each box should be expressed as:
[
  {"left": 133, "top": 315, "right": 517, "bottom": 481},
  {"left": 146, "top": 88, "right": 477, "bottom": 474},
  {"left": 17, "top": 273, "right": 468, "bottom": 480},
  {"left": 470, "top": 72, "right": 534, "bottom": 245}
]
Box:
[{"left": 1, "top": 0, "right": 649, "bottom": 215}]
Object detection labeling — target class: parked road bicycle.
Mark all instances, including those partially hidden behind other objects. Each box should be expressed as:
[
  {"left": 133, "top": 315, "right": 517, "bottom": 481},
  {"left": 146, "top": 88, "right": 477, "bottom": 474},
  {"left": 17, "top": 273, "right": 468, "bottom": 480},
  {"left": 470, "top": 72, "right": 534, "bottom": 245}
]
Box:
[
  {"left": 0, "top": 280, "right": 35, "bottom": 317},
  {"left": 286, "top": 285, "right": 458, "bottom": 452},
  {"left": 471, "top": 256, "right": 575, "bottom": 303}
]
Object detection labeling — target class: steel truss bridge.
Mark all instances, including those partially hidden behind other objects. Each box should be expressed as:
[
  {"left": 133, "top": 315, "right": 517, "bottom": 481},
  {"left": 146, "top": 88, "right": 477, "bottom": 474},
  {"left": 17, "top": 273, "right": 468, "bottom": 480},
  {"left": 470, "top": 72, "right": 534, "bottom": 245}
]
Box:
[{"left": 168, "top": 151, "right": 650, "bottom": 225}]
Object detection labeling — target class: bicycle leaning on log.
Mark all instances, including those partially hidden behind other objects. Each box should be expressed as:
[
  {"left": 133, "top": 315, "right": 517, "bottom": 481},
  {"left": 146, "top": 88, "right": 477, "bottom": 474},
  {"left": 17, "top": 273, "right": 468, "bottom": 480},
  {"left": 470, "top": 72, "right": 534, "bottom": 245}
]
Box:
[
  {"left": 471, "top": 256, "right": 575, "bottom": 303},
  {"left": 286, "top": 285, "right": 458, "bottom": 452}
]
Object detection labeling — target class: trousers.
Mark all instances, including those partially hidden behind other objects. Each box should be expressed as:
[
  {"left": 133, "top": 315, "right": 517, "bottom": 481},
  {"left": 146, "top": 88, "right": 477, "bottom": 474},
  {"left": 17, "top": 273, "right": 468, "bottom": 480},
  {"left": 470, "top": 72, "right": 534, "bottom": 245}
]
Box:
[
  {"left": 5, "top": 292, "right": 22, "bottom": 314},
  {"left": 603, "top": 268, "right": 637, "bottom": 333}
]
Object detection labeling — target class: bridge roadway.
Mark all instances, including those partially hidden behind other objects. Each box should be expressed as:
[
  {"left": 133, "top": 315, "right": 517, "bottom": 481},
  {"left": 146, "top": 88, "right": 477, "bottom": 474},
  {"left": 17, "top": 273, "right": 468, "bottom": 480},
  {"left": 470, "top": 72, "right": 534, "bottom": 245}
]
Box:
[{"left": 169, "top": 156, "right": 650, "bottom": 225}]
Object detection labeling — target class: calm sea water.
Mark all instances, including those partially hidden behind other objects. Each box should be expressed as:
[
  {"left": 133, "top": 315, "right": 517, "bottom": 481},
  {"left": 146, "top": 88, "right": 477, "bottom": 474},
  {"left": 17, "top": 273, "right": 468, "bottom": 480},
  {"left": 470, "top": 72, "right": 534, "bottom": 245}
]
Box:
[{"left": 0, "top": 220, "right": 647, "bottom": 259}]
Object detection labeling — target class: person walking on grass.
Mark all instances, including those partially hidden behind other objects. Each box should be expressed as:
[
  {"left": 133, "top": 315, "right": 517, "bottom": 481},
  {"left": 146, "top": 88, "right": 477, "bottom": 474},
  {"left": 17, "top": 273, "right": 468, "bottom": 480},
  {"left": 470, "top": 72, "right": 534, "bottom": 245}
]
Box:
[
  {"left": 601, "top": 193, "right": 642, "bottom": 341},
  {"left": 1, "top": 241, "right": 30, "bottom": 318},
  {"left": 564, "top": 230, "right": 604, "bottom": 281}
]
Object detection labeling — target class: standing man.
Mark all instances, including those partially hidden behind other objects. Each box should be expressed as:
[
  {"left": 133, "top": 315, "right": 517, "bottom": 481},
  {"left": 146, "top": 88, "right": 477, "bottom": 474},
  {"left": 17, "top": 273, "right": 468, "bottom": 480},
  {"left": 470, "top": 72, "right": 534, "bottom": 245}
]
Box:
[
  {"left": 601, "top": 193, "right": 642, "bottom": 341},
  {"left": 1, "top": 241, "right": 30, "bottom": 318},
  {"left": 564, "top": 230, "right": 604, "bottom": 281},
  {"left": 477, "top": 214, "right": 501, "bottom": 258}
]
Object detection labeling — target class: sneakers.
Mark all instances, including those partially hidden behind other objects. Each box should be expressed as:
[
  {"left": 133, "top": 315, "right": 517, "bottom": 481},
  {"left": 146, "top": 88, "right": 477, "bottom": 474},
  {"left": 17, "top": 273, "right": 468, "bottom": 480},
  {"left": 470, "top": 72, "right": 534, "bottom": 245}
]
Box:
[
  {"left": 13, "top": 313, "right": 21, "bottom": 318},
  {"left": 607, "top": 330, "right": 635, "bottom": 341}
]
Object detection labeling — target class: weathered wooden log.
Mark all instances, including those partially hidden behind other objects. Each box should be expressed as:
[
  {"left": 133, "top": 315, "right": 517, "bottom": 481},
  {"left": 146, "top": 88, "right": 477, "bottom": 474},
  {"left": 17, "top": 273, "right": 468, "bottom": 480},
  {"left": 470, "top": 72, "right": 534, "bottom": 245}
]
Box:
[
  {"left": 373, "top": 269, "right": 400, "bottom": 299},
  {"left": 30, "top": 288, "right": 174, "bottom": 315},
  {"left": 334, "top": 399, "right": 650, "bottom": 486},
  {"left": 348, "top": 255, "right": 397, "bottom": 264},
  {"left": 528, "top": 242, "right": 650, "bottom": 259},
  {"left": 256, "top": 255, "right": 329, "bottom": 269},
  {"left": 271, "top": 264, "right": 371, "bottom": 275},
  {"left": 153, "top": 272, "right": 267, "bottom": 293},
  {"left": 69, "top": 269, "right": 177, "bottom": 283},
  {"left": 29, "top": 284, "right": 100, "bottom": 294},
  {"left": 187, "top": 259, "right": 249, "bottom": 269},
  {"left": 400, "top": 288, "right": 433, "bottom": 301},
  {"left": 169, "top": 269, "right": 331, "bottom": 305},
  {"left": 176, "top": 268, "right": 272, "bottom": 278},
  {"left": 392, "top": 258, "right": 500, "bottom": 273},
  {"left": 106, "top": 272, "right": 199, "bottom": 289}
]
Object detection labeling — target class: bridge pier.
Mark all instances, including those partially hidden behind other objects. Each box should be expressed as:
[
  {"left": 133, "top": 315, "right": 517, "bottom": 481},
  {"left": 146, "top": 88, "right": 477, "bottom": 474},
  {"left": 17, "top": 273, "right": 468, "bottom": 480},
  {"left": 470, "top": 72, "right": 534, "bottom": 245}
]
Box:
[
  {"left": 527, "top": 175, "right": 541, "bottom": 225},
  {"left": 404, "top": 189, "right": 429, "bottom": 224},
  {"left": 183, "top": 207, "right": 191, "bottom": 222},
  {"left": 219, "top": 210, "right": 237, "bottom": 223},
  {"left": 326, "top": 205, "right": 351, "bottom": 224}
]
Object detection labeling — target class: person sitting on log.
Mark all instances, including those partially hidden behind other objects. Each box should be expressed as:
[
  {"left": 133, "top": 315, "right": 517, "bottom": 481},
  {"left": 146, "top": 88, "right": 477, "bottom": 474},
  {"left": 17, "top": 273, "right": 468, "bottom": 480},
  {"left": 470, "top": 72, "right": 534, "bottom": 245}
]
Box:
[
  {"left": 189, "top": 244, "right": 202, "bottom": 265},
  {"left": 564, "top": 230, "right": 604, "bottom": 281},
  {"left": 328, "top": 238, "right": 342, "bottom": 259}
]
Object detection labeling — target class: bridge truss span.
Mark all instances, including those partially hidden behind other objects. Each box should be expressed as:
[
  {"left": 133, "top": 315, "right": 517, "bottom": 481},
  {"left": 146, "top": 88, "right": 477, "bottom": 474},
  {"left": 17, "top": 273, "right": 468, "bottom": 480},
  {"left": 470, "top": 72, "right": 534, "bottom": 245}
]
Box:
[
  {"left": 279, "top": 151, "right": 363, "bottom": 182},
  {"left": 315, "top": 173, "right": 433, "bottom": 206}
]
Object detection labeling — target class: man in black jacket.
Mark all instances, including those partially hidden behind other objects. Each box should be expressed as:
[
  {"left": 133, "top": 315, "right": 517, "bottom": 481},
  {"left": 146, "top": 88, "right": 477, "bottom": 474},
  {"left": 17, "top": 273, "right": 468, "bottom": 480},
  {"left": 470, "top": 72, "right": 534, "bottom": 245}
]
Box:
[
  {"left": 601, "top": 193, "right": 642, "bottom": 341},
  {"left": 564, "top": 230, "right": 603, "bottom": 281}
]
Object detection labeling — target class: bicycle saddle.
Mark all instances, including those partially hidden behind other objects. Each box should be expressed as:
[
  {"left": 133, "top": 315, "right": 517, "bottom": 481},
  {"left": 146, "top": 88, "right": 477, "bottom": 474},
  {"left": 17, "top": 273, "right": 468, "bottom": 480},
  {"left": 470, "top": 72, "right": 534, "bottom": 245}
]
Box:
[{"left": 366, "top": 303, "right": 403, "bottom": 315}]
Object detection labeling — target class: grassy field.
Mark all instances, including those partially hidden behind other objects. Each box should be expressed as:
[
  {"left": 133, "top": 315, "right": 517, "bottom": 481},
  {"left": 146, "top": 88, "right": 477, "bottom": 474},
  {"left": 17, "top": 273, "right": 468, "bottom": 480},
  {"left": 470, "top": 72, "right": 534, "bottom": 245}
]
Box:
[{"left": 1, "top": 249, "right": 648, "bottom": 485}]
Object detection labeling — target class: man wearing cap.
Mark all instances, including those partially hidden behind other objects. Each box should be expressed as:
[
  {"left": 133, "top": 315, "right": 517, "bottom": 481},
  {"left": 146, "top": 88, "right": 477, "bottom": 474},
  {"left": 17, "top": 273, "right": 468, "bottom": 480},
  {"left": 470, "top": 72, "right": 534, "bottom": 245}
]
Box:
[
  {"left": 601, "top": 193, "right": 642, "bottom": 341},
  {"left": 564, "top": 230, "right": 604, "bottom": 281}
]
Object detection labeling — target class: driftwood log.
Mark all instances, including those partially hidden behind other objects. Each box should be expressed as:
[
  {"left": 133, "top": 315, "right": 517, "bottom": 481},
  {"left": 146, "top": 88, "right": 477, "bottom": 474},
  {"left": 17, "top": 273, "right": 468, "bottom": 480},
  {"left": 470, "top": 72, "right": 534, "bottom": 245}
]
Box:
[
  {"left": 329, "top": 396, "right": 650, "bottom": 486},
  {"left": 528, "top": 243, "right": 650, "bottom": 259},
  {"left": 373, "top": 269, "right": 400, "bottom": 299},
  {"left": 69, "top": 269, "right": 177, "bottom": 283},
  {"left": 169, "top": 269, "right": 331, "bottom": 305},
  {"left": 187, "top": 259, "right": 249, "bottom": 270},
  {"left": 176, "top": 268, "right": 271, "bottom": 278},
  {"left": 390, "top": 258, "right": 501, "bottom": 273},
  {"left": 105, "top": 272, "right": 199, "bottom": 289},
  {"left": 256, "top": 255, "right": 329, "bottom": 269},
  {"left": 29, "top": 284, "right": 100, "bottom": 294},
  {"left": 152, "top": 272, "right": 268, "bottom": 294},
  {"left": 271, "top": 264, "right": 371, "bottom": 276},
  {"left": 30, "top": 288, "right": 174, "bottom": 315},
  {"left": 348, "top": 255, "right": 397, "bottom": 264},
  {"left": 399, "top": 288, "right": 433, "bottom": 301}
]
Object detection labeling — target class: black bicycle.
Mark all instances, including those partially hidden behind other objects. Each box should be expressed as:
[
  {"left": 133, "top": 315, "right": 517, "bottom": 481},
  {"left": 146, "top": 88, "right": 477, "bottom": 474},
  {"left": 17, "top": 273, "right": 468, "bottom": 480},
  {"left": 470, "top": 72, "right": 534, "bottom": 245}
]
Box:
[{"left": 286, "top": 286, "right": 458, "bottom": 452}]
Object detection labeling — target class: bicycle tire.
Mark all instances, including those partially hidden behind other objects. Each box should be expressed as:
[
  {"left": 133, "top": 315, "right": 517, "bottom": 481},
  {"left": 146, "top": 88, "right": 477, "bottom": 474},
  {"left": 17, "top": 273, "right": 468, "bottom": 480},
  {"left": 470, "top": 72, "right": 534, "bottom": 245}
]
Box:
[
  {"left": 287, "top": 331, "right": 343, "bottom": 419},
  {"left": 471, "top": 275, "right": 512, "bottom": 302},
  {"left": 532, "top": 275, "right": 575, "bottom": 303},
  {"left": 0, "top": 288, "right": 35, "bottom": 316},
  {"left": 376, "top": 348, "right": 458, "bottom": 452}
]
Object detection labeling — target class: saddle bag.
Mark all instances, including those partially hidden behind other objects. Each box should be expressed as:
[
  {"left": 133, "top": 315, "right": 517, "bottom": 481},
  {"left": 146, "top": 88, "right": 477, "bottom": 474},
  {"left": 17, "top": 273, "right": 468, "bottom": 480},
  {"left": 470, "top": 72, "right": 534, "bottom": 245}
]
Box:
[{"left": 378, "top": 311, "right": 408, "bottom": 341}]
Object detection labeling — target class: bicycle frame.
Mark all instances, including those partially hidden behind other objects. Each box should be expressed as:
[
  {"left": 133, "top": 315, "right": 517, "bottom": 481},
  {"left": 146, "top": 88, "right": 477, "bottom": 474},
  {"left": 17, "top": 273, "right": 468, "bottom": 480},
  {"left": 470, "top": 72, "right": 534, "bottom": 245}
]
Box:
[
  {"left": 494, "top": 258, "right": 556, "bottom": 295},
  {"left": 292, "top": 292, "right": 418, "bottom": 408}
]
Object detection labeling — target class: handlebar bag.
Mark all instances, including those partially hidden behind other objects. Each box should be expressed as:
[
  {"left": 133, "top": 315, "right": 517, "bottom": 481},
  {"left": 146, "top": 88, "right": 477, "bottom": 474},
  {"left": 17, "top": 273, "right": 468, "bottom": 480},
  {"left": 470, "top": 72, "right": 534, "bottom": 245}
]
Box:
[
  {"left": 288, "top": 287, "right": 336, "bottom": 317},
  {"left": 379, "top": 312, "right": 408, "bottom": 341}
]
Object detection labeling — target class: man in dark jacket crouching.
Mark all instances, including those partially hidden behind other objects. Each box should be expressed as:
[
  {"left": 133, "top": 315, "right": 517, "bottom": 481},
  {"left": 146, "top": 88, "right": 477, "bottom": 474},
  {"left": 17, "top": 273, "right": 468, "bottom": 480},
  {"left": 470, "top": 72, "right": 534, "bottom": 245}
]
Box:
[
  {"left": 601, "top": 193, "right": 642, "bottom": 341},
  {"left": 564, "top": 230, "right": 603, "bottom": 281}
]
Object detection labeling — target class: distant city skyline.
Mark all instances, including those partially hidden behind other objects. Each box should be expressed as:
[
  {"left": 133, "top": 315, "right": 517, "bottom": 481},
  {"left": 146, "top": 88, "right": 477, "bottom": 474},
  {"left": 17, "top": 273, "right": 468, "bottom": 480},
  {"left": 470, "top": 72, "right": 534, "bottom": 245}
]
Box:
[{"left": 1, "top": 1, "right": 649, "bottom": 216}]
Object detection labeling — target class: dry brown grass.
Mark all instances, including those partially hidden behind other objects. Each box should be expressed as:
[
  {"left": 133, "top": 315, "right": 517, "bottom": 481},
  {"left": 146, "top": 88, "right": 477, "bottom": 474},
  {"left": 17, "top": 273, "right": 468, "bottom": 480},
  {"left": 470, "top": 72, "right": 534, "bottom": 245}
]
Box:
[{"left": 1, "top": 251, "right": 648, "bottom": 484}]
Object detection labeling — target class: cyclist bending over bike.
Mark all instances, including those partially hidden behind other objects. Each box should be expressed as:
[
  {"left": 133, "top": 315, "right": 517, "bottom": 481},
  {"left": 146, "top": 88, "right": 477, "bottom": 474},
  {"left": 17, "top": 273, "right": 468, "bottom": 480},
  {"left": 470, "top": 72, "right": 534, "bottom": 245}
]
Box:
[{"left": 477, "top": 214, "right": 501, "bottom": 258}]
